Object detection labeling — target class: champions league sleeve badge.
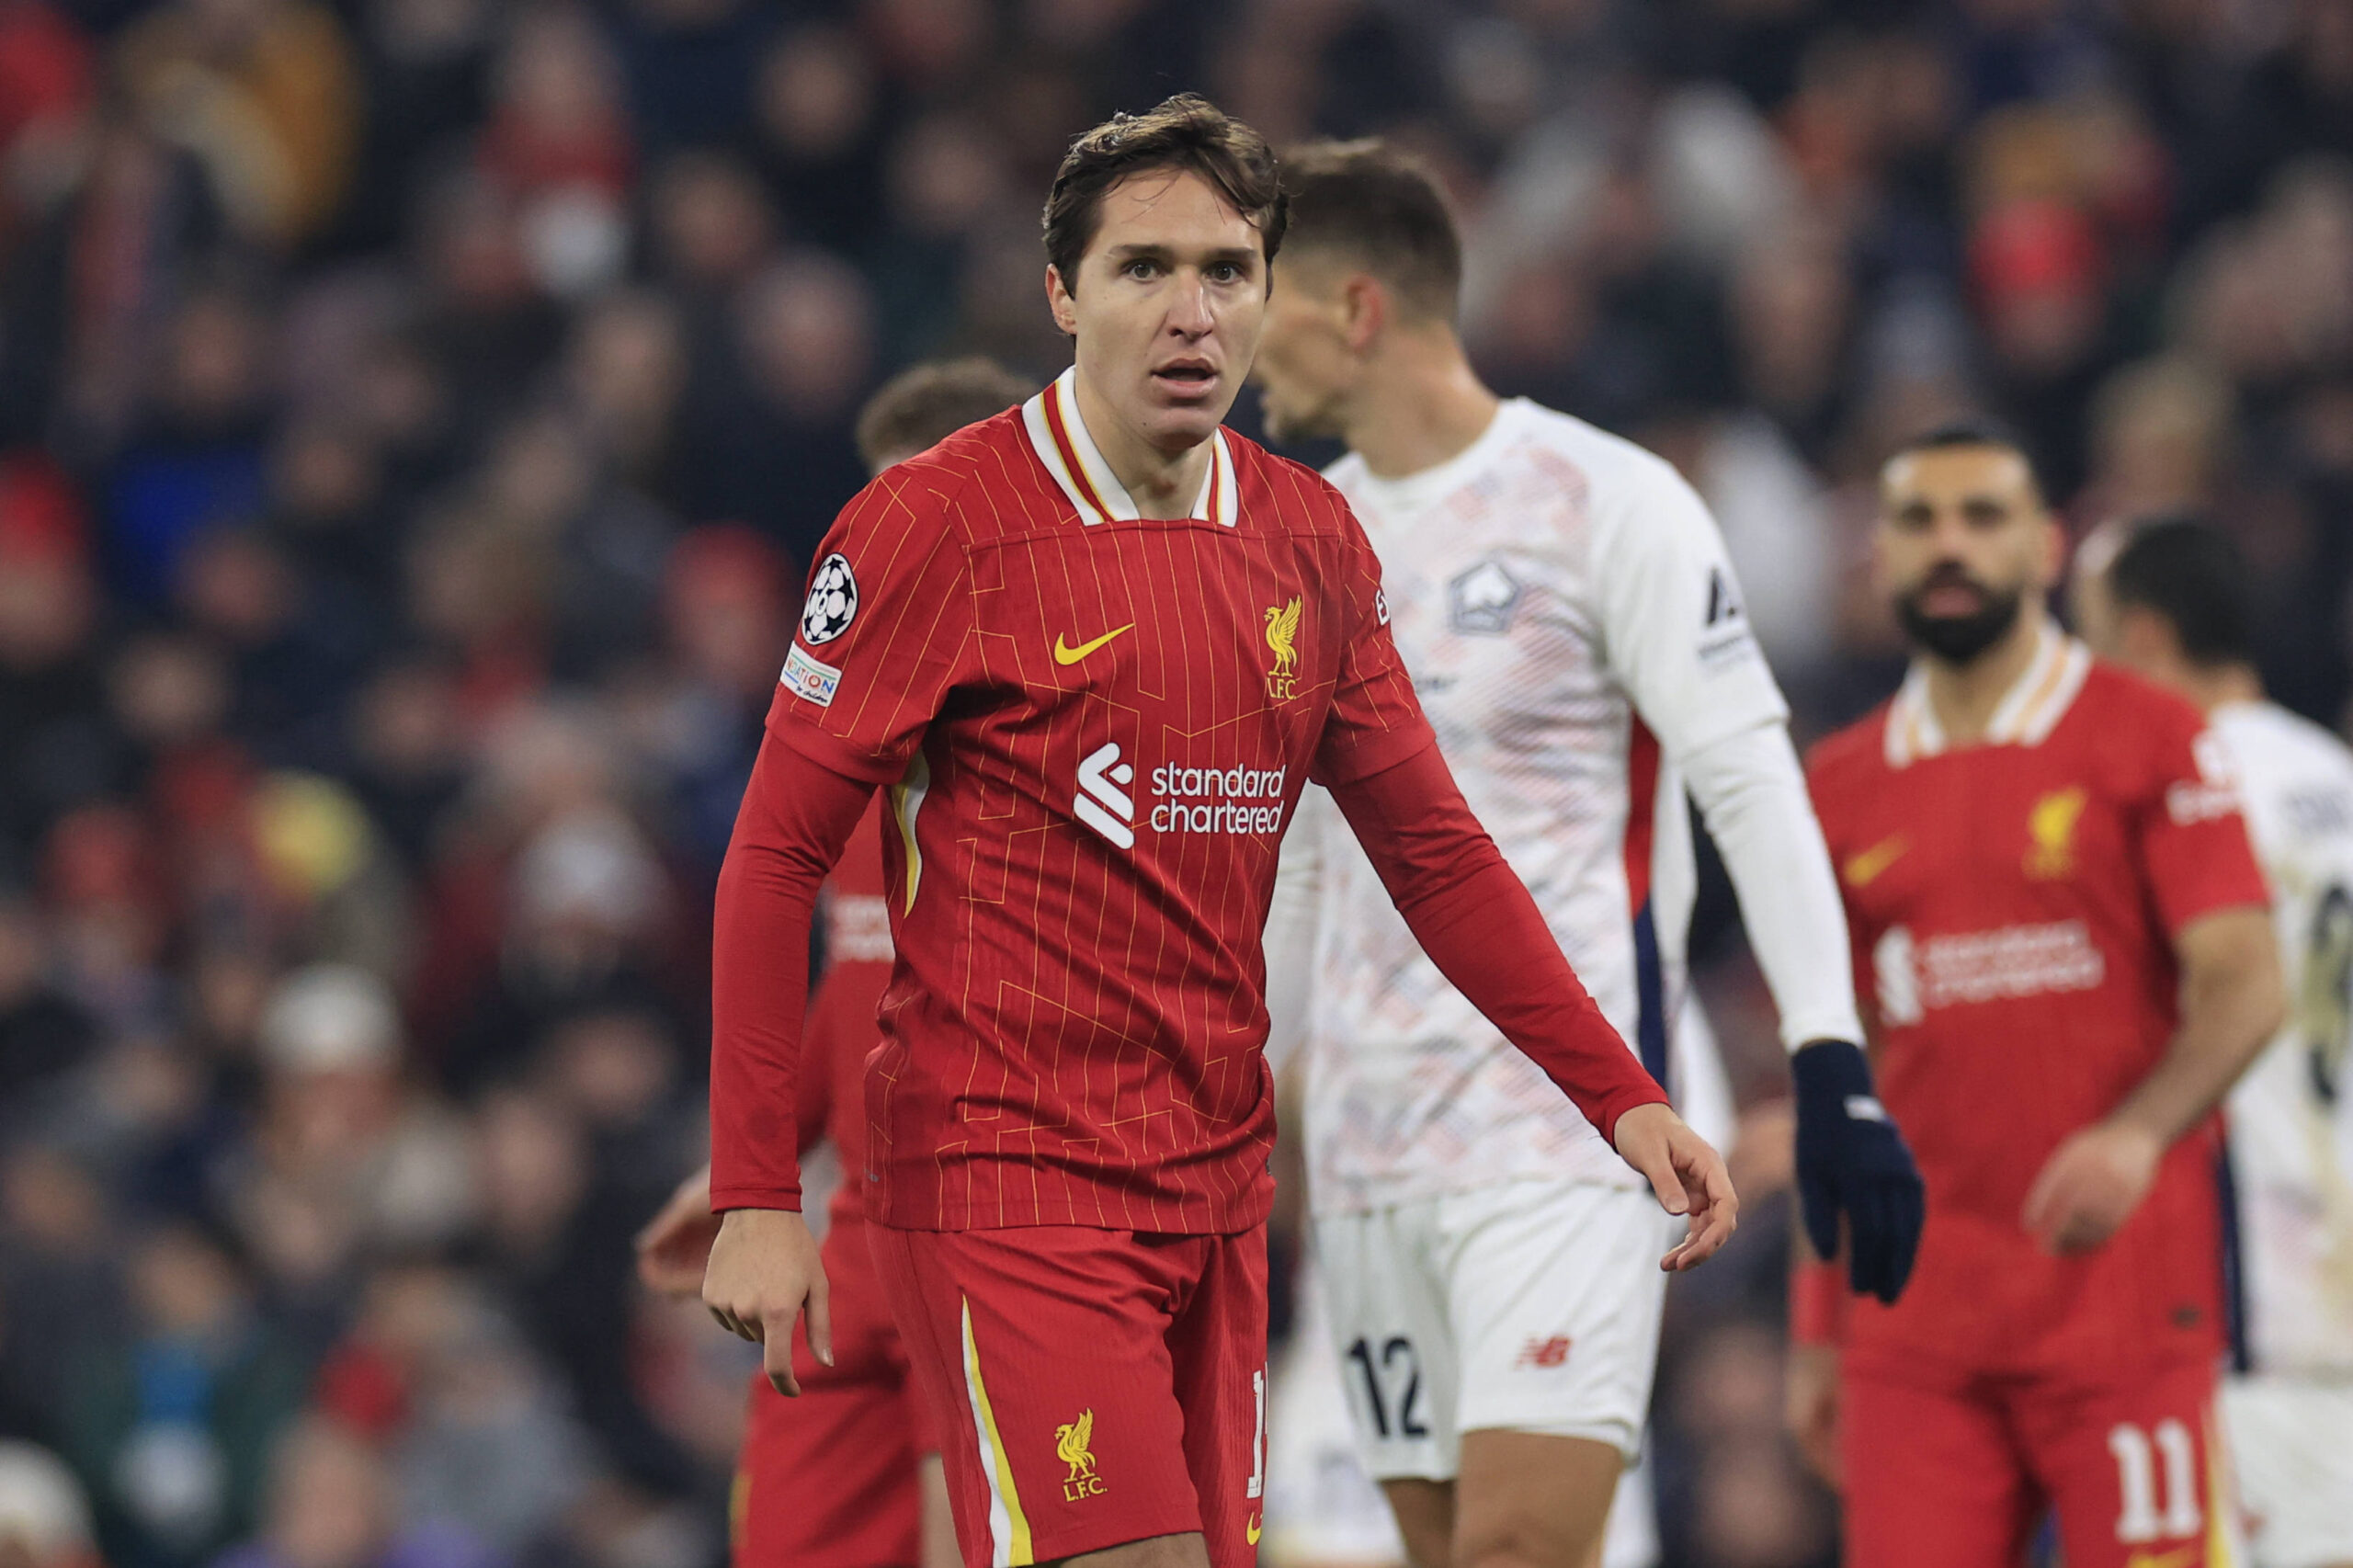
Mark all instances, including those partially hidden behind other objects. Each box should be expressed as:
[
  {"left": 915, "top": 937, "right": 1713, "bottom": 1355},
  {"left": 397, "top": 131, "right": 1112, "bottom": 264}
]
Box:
[{"left": 800, "top": 553, "right": 859, "bottom": 644}]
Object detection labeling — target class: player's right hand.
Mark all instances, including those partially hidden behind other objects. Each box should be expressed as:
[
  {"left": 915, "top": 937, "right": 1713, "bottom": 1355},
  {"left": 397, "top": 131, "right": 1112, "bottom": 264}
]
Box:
[
  {"left": 1612, "top": 1102, "right": 1739, "bottom": 1270},
  {"left": 703, "top": 1207, "right": 833, "bottom": 1396},
  {"left": 1784, "top": 1343, "right": 1840, "bottom": 1489},
  {"left": 2021, "top": 1119, "right": 2162, "bottom": 1255},
  {"left": 1791, "top": 1039, "right": 1926, "bottom": 1303},
  {"left": 634, "top": 1165, "right": 720, "bottom": 1298}
]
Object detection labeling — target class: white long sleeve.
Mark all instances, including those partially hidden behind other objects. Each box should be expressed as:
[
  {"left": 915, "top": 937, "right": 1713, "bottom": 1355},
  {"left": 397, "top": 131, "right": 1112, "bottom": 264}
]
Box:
[
  {"left": 1263, "top": 786, "right": 1329, "bottom": 1076},
  {"left": 1680, "top": 720, "right": 1866, "bottom": 1051}
]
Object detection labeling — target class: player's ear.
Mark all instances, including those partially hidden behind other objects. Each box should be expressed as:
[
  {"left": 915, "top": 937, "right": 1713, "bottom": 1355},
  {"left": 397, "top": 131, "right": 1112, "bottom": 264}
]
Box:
[
  {"left": 2034, "top": 510, "right": 2066, "bottom": 589},
  {"left": 1046, "top": 265, "right": 1078, "bottom": 337},
  {"left": 1341, "top": 273, "right": 1385, "bottom": 352},
  {"left": 2115, "top": 604, "right": 2179, "bottom": 672}
]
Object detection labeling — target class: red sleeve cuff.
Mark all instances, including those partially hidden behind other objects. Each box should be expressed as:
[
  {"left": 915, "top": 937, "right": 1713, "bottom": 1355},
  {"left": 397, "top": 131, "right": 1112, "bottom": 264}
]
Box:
[
  {"left": 709, "top": 1186, "right": 804, "bottom": 1214},
  {"left": 2164, "top": 892, "right": 2268, "bottom": 940},
  {"left": 1593, "top": 1081, "right": 1672, "bottom": 1149}
]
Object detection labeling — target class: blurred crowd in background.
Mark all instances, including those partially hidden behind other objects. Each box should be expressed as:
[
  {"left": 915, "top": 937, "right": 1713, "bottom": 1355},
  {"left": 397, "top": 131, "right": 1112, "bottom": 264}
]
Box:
[{"left": 0, "top": 0, "right": 2349, "bottom": 1565}]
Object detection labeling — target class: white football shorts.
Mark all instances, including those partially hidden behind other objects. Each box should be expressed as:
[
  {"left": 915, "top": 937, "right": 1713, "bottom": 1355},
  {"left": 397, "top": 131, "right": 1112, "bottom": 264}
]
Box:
[
  {"left": 2222, "top": 1373, "right": 2353, "bottom": 1568},
  {"left": 1316, "top": 1176, "right": 1675, "bottom": 1479}
]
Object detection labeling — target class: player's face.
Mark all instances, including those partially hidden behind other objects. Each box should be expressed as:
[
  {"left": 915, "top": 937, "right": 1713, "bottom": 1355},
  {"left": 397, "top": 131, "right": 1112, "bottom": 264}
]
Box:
[
  {"left": 1877, "top": 445, "right": 2061, "bottom": 665},
  {"left": 1252, "top": 252, "right": 1359, "bottom": 442},
  {"left": 1047, "top": 169, "right": 1267, "bottom": 454}
]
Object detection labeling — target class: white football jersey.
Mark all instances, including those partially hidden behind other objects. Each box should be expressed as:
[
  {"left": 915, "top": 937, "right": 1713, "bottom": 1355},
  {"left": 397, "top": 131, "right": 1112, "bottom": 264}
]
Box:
[
  {"left": 2209, "top": 700, "right": 2353, "bottom": 1377},
  {"left": 1291, "top": 399, "right": 1789, "bottom": 1213}
]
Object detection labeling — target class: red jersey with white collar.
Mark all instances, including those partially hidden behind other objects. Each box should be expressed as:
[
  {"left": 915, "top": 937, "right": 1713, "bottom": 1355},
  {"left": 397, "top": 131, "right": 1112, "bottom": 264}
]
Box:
[
  {"left": 1807, "top": 625, "right": 2268, "bottom": 1377},
  {"left": 724, "top": 369, "right": 1438, "bottom": 1233}
]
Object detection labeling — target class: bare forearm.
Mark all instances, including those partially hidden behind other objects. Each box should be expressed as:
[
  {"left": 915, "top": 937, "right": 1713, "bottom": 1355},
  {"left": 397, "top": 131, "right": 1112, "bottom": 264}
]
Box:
[{"left": 2111, "top": 924, "right": 2281, "bottom": 1146}]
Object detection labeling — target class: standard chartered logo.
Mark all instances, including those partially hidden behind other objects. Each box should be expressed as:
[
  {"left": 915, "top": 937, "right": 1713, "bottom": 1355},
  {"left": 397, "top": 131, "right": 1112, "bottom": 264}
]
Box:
[
  {"left": 1075, "top": 742, "right": 1136, "bottom": 848},
  {"left": 1073, "top": 744, "right": 1288, "bottom": 848}
]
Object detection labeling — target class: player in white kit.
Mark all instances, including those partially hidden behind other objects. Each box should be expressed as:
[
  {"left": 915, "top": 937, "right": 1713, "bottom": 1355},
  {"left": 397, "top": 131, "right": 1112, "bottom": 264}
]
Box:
[
  {"left": 2076, "top": 514, "right": 2353, "bottom": 1568},
  {"left": 1251, "top": 142, "right": 1926, "bottom": 1568}
]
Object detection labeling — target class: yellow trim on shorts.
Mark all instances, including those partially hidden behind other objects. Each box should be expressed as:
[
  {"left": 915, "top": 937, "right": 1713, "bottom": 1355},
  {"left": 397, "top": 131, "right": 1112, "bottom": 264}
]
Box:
[
  {"left": 961, "top": 1296, "right": 1033, "bottom": 1566},
  {"left": 2203, "top": 1403, "right": 2238, "bottom": 1566}
]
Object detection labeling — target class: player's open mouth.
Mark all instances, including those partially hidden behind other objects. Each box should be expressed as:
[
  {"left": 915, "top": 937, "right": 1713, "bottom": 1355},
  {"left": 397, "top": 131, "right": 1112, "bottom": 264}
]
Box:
[
  {"left": 1153, "top": 360, "right": 1219, "bottom": 395},
  {"left": 1918, "top": 585, "right": 1990, "bottom": 615}
]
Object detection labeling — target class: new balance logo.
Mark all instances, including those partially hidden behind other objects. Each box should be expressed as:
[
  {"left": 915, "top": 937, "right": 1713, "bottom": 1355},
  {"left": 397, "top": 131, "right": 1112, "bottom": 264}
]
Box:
[
  {"left": 1515, "top": 1335, "right": 1572, "bottom": 1369},
  {"left": 1075, "top": 742, "right": 1135, "bottom": 848},
  {"left": 1705, "top": 566, "right": 1743, "bottom": 627}
]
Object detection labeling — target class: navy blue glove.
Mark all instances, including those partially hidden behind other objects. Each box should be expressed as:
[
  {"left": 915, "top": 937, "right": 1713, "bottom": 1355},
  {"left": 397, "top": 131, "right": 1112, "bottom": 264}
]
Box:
[{"left": 1792, "top": 1039, "right": 1925, "bottom": 1304}]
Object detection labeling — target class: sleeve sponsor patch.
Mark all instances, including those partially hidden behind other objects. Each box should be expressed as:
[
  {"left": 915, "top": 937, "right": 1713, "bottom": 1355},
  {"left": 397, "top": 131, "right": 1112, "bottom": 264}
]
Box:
[
  {"left": 2167, "top": 730, "right": 2246, "bottom": 824},
  {"left": 781, "top": 642, "right": 842, "bottom": 707},
  {"left": 799, "top": 553, "right": 858, "bottom": 644}
]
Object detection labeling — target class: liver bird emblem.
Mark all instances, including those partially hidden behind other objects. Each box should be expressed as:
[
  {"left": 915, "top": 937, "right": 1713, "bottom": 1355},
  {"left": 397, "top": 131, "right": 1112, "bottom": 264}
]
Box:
[
  {"left": 1055, "top": 1409, "right": 1097, "bottom": 1482},
  {"left": 2026, "top": 787, "right": 2087, "bottom": 878},
  {"left": 1264, "top": 596, "right": 1302, "bottom": 681}
]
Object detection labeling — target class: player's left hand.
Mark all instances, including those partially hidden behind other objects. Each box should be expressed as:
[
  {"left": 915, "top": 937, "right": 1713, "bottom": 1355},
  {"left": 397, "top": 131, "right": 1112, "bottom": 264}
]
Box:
[
  {"left": 2023, "top": 1119, "right": 2163, "bottom": 1255},
  {"left": 1792, "top": 1039, "right": 1926, "bottom": 1303},
  {"left": 1612, "top": 1103, "right": 1739, "bottom": 1270}
]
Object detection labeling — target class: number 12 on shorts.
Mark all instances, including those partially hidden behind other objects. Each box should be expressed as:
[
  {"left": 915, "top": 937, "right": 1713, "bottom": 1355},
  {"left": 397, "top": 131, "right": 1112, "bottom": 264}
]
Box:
[{"left": 1347, "top": 1335, "right": 1429, "bottom": 1440}]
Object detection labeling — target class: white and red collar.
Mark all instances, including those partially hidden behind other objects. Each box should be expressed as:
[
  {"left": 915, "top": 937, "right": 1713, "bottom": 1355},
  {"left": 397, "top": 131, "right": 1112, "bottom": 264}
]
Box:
[
  {"left": 1019, "top": 366, "right": 1239, "bottom": 528},
  {"left": 1884, "top": 619, "right": 2091, "bottom": 768}
]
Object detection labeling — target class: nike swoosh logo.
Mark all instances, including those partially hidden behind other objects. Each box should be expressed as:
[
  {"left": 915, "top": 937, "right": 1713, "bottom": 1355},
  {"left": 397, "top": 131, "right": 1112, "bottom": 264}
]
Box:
[
  {"left": 1245, "top": 1515, "right": 1262, "bottom": 1546},
  {"left": 1054, "top": 624, "right": 1134, "bottom": 665},
  {"left": 1843, "top": 835, "right": 1908, "bottom": 888}
]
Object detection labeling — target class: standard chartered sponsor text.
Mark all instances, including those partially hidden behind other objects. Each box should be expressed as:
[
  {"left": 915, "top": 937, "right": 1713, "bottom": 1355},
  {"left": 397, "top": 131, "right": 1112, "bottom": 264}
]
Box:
[
  {"left": 1920, "top": 920, "right": 2105, "bottom": 1007},
  {"left": 1148, "top": 762, "right": 1287, "bottom": 835}
]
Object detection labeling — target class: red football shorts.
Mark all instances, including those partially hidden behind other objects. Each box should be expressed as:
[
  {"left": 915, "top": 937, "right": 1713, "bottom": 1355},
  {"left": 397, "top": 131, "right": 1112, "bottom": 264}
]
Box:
[
  {"left": 734, "top": 1221, "right": 937, "bottom": 1568},
  {"left": 1841, "top": 1352, "right": 2242, "bottom": 1568},
  {"left": 870, "top": 1222, "right": 1271, "bottom": 1568}
]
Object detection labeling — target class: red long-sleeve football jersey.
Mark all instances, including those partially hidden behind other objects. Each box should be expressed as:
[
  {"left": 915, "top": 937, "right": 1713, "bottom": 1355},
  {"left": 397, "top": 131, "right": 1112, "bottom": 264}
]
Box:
[
  {"left": 710, "top": 370, "right": 1660, "bottom": 1233},
  {"left": 1808, "top": 626, "right": 2268, "bottom": 1378},
  {"left": 800, "top": 801, "right": 893, "bottom": 1235}
]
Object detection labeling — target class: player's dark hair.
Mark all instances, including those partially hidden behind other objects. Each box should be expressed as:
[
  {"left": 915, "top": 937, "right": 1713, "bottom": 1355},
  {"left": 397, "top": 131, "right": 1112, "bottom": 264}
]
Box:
[
  {"left": 854, "top": 358, "right": 1035, "bottom": 472},
  {"left": 1279, "top": 140, "right": 1463, "bottom": 324},
  {"left": 1042, "top": 95, "right": 1288, "bottom": 294},
  {"left": 2105, "top": 513, "right": 2256, "bottom": 668},
  {"left": 1886, "top": 416, "right": 2050, "bottom": 506}
]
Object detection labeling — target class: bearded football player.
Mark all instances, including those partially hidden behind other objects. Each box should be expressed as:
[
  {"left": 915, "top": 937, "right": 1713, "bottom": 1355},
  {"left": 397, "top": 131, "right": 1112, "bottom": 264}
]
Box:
[
  {"left": 1795, "top": 424, "right": 2284, "bottom": 1568},
  {"left": 698, "top": 97, "right": 1734, "bottom": 1568}
]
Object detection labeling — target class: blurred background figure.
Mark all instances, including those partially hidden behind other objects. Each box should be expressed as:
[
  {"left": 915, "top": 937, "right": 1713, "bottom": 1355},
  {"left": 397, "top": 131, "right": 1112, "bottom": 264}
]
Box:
[
  {"left": 0, "top": 1440, "right": 101, "bottom": 1568},
  {"left": 0, "top": 1, "right": 2347, "bottom": 1564}
]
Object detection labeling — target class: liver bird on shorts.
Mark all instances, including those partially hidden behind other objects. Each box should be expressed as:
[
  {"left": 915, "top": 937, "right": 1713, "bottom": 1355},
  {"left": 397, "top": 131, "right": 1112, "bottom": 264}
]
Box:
[{"left": 1056, "top": 1408, "right": 1097, "bottom": 1480}]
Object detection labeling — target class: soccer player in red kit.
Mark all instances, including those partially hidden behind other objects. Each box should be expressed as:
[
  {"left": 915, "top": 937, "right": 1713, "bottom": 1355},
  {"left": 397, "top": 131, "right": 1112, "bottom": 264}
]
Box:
[
  {"left": 636, "top": 359, "right": 1038, "bottom": 1568},
  {"left": 1792, "top": 422, "right": 2286, "bottom": 1568},
  {"left": 697, "top": 96, "right": 1736, "bottom": 1568}
]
